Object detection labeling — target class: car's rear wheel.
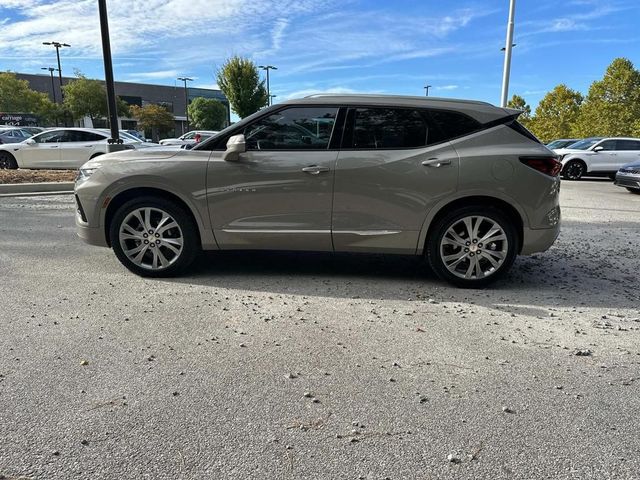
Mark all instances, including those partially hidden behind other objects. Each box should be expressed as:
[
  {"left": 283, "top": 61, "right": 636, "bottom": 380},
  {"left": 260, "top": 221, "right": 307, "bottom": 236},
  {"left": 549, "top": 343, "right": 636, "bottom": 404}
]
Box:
[
  {"left": 626, "top": 188, "right": 640, "bottom": 195},
  {"left": 0, "top": 152, "right": 17, "bottom": 169},
  {"left": 562, "top": 160, "right": 586, "bottom": 180},
  {"left": 426, "top": 206, "right": 518, "bottom": 288},
  {"left": 109, "top": 196, "right": 199, "bottom": 277}
]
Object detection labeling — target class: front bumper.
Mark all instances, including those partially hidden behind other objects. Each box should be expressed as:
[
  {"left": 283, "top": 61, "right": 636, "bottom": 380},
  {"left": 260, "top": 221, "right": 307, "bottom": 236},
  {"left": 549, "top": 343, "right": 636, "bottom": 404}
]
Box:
[
  {"left": 75, "top": 190, "right": 109, "bottom": 247},
  {"left": 614, "top": 173, "right": 640, "bottom": 190}
]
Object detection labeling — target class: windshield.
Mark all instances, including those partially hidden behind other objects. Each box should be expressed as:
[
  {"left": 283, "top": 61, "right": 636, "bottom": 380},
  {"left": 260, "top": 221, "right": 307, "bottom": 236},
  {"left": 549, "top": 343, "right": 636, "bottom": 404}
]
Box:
[{"left": 567, "top": 138, "right": 602, "bottom": 150}]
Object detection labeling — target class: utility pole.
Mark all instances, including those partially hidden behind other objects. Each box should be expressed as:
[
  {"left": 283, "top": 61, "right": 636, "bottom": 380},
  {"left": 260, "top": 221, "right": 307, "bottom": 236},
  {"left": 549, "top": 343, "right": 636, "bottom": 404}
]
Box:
[
  {"left": 258, "top": 65, "right": 277, "bottom": 105},
  {"left": 500, "top": 0, "right": 516, "bottom": 107},
  {"left": 42, "top": 41, "right": 70, "bottom": 100},
  {"left": 424, "top": 85, "right": 432, "bottom": 97},
  {"left": 98, "top": 0, "right": 125, "bottom": 152},
  {"left": 177, "top": 77, "right": 193, "bottom": 133},
  {"left": 41, "top": 67, "right": 59, "bottom": 103}
]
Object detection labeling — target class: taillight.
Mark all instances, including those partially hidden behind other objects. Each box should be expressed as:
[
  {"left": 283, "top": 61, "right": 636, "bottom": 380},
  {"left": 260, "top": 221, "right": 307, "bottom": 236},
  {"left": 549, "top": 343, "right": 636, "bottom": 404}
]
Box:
[{"left": 519, "top": 156, "right": 562, "bottom": 177}]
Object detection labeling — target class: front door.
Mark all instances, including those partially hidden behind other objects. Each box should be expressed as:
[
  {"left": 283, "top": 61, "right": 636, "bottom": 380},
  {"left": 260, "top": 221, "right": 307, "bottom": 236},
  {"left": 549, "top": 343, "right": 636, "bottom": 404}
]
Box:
[
  {"left": 207, "top": 106, "right": 340, "bottom": 251},
  {"left": 19, "top": 130, "right": 64, "bottom": 169}
]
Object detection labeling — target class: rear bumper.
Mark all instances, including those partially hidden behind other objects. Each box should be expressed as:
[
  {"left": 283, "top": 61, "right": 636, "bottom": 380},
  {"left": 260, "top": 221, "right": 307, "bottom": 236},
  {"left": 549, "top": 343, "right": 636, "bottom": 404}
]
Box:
[{"left": 521, "top": 223, "right": 560, "bottom": 255}]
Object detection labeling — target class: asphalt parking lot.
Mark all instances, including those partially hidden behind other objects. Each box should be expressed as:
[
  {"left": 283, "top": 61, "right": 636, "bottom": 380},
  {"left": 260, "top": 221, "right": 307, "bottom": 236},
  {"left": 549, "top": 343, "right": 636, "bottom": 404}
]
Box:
[{"left": 1, "top": 180, "right": 639, "bottom": 479}]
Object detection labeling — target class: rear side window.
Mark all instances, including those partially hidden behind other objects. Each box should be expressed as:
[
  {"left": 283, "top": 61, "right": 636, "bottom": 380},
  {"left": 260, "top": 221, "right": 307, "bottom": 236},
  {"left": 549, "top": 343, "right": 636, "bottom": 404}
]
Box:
[
  {"left": 65, "top": 131, "right": 106, "bottom": 142},
  {"left": 617, "top": 140, "right": 640, "bottom": 151},
  {"left": 428, "top": 110, "right": 481, "bottom": 143},
  {"left": 350, "top": 108, "right": 429, "bottom": 149}
]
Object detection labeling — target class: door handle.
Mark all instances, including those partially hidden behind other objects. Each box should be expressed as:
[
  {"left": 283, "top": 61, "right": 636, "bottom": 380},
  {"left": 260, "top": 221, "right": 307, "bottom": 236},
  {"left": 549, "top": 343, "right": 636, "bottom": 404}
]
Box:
[
  {"left": 301, "top": 165, "right": 330, "bottom": 175},
  {"left": 421, "top": 158, "right": 451, "bottom": 167}
]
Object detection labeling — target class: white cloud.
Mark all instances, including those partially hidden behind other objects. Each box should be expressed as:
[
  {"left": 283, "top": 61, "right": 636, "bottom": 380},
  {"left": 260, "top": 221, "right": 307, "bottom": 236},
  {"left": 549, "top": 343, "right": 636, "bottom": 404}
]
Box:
[{"left": 435, "top": 85, "right": 459, "bottom": 91}]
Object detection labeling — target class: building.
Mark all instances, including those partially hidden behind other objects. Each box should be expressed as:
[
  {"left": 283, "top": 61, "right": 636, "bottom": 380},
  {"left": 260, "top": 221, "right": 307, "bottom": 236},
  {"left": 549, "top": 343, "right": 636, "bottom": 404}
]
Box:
[{"left": 14, "top": 72, "right": 230, "bottom": 137}]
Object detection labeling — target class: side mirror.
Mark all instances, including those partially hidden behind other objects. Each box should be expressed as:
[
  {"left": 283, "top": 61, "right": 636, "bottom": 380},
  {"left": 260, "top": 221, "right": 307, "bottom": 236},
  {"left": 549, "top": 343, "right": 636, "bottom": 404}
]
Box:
[
  {"left": 25, "top": 138, "right": 36, "bottom": 145},
  {"left": 223, "top": 134, "right": 246, "bottom": 162},
  {"left": 593, "top": 146, "right": 604, "bottom": 152}
]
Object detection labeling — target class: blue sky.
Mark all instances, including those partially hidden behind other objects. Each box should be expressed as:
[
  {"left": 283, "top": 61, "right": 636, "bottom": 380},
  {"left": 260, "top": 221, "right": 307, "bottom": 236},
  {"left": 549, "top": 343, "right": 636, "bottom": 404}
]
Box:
[{"left": 1, "top": 0, "right": 639, "bottom": 112}]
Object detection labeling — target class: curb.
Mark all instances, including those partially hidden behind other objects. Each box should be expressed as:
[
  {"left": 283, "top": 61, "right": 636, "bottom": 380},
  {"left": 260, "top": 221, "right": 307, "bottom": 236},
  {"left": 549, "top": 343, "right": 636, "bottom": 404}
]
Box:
[{"left": 0, "top": 182, "right": 74, "bottom": 196}]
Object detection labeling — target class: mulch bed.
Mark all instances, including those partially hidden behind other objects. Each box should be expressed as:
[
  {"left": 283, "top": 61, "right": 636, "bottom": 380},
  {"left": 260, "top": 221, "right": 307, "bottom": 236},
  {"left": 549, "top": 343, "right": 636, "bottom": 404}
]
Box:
[{"left": 0, "top": 169, "right": 77, "bottom": 184}]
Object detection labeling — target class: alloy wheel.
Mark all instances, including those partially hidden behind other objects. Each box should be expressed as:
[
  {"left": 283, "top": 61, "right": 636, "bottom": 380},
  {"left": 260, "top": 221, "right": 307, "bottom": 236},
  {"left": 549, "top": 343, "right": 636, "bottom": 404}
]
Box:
[
  {"left": 439, "top": 215, "right": 509, "bottom": 280},
  {"left": 118, "top": 207, "right": 184, "bottom": 270},
  {"left": 565, "top": 161, "right": 584, "bottom": 180}
]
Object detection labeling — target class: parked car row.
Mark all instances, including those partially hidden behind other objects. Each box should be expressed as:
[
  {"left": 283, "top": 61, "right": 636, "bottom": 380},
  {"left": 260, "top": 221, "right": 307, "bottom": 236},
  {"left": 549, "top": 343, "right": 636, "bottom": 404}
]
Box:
[{"left": 159, "top": 130, "right": 219, "bottom": 147}]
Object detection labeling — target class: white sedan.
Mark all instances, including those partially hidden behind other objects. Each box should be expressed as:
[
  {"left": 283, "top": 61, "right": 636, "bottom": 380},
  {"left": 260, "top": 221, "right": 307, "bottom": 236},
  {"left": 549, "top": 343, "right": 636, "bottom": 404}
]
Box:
[{"left": 0, "top": 128, "right": 159, "bottom": 170}]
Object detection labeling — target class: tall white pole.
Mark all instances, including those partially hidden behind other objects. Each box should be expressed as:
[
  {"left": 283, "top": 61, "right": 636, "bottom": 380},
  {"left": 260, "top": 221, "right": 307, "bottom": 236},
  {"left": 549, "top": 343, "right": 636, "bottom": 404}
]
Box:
[{"left": 500, "top": 0, "right": 516, "bottom": 107}]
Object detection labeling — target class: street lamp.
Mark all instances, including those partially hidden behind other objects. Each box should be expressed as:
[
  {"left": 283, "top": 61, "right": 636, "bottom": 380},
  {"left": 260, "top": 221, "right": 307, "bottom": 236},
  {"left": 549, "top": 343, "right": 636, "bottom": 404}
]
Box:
[
  {"left": 177, "top": 76, "right": 193, "bottom": 133},
  {"left": 258, "top": 65, "right": 277, "bottom": 105},
  {"left": 42, "top": 41, "right": 70, "bottom": 99},
  {"left": 41, "top": 67, "right": 59, "bottom": 103},
  {"left": 500, "top": 0, "right": 517, "bottom": 107},
  {"left": 424, "top": 85, "right": 432, "bottom": 97},
  {"left": 269, "top": 94, "right": 277, "bottom": 104}
]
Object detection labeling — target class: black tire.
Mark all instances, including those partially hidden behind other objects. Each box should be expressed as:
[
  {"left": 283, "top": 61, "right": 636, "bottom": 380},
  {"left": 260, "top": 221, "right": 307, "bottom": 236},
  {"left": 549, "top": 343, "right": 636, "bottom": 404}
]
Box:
[
  {"left": 109, "top": 196, "right": 200, "bottom": 277},
  {"left": 90, "top": 152, "right": 105, "bottom": 159},
  {"left": 0, "top": 151, "right": 18, "bottom": 169},
  {"left": 607, "top": 173, "right": 616, "bottom": 181},
  {"left": 426, "top": 206, "right": 519, "bottom": 288},
  {"left": 562, "top": 160, "right": 586, "bottom": 180},
  {"left": 627, "top": 188, "right": 640, "bottom": 195}
]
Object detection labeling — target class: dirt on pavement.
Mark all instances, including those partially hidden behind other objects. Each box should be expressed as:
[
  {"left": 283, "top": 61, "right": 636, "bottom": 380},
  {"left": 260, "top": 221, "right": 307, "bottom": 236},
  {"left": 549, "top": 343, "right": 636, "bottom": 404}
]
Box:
[{"left": 0, "top": 169, "right": 76, "bottom": 184}]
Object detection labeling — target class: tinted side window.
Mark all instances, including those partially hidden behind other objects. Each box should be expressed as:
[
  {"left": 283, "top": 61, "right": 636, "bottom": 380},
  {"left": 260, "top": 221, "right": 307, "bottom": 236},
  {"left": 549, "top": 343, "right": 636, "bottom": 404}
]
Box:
[
  {"left": 34, "top": 131, "right": 66, "bottom": 143},
  {"left": 597, "top": 140, "right": 616, "bottom": 151},
  {"left": 351, "top": 108, "right": 428, "bottom": 149},
  {"left": 69, "top": 131, "right": 106, "bottom": 142},
  {"left": 617, "top": 140, "right": 640, "bottom": 151},
  {"left": 244, "top": 107, "right": 338, "bottom": 150},
  {"left": 428, "top": 110, "right": 482, "bottom": 143}
]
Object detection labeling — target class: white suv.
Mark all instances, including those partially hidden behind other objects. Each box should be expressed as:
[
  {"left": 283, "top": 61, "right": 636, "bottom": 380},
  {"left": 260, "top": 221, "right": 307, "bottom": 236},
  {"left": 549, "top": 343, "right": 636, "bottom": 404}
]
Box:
[{"left": 556, "top": 137, "right": 640, "bottom": 180}]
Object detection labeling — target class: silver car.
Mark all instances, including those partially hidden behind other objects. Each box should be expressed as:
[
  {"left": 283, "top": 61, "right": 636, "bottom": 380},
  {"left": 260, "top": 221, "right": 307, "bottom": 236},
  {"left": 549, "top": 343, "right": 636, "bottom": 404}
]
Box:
[
  {"left": 614, "top": 160, "right": 640, "bottom": 194},
  {"left": 75, "top": 95, "right": 561, "bottom": 287}
]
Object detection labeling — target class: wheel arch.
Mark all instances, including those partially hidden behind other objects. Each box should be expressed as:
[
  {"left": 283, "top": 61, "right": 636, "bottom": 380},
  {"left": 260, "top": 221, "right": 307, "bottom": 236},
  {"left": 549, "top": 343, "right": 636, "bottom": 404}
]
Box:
[
  {"left": 104, "top": 187, "right": 203, "bottom": 248},
  {"left": 418, "top": 195, "right": 524, "bottom": 255}
]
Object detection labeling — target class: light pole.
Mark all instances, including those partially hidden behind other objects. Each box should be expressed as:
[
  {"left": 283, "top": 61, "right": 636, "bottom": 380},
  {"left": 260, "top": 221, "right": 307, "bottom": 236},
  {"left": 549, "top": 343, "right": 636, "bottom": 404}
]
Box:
[
  {"left": 41, "top": 67, "right": 59, "bottom": 103},
  {"left": 177, "top": 77, "right": 193, "bottom": 133},
  {"left": 42, "top": 41, "right": 70, "bottom": 99},
  {"left": 258, "top": 65, "right": 277, "bottom": 105},
  {"left": 500, "top": 0, "right": 517, "bottom": 107},
  {"left": 424, "top": 85, "right": 432, "bottom": 97},
  {"left": 269, "top": 94, "right": 277, "bottom": 105}
]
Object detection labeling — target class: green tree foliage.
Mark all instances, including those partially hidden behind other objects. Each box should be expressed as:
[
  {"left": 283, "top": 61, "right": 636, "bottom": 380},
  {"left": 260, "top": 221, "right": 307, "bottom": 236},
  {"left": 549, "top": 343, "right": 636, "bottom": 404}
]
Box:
[
  {"left": 0, "top": 71, "right": 55, "bottom": 120},
  {"left": 216, "top": 56, "right": 268, "bottom": 118},
  {"left": 572, "top": 58, "right": 640, "bottom": 137},
  {"left": 130, "top": 104, "right": 175, "bottom": 142},
  {"left": 527, "top": 85, "right": 583, "bottom": 143},
  {"left": 188, "top": 97, "right": 227, "bottom": 130},
  {"left": 62, "top": 73, "right": 131, "bottom": 122},
  {"left": 506, "top": 94, "right": 532, "bottom": 124}
]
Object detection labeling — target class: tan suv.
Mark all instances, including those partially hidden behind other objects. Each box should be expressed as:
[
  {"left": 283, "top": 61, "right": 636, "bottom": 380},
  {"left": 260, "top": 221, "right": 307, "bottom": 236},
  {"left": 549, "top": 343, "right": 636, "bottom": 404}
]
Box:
[{"left": 75, "top": 95, "right": 561, "bottom": 287}]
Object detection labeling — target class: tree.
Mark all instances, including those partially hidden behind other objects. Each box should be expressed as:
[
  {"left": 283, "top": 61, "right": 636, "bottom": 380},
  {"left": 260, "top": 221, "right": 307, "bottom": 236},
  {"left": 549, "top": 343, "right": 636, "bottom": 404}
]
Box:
[
  {"left": 506, "top": 94, "right": 531, "bottom": 125},
  {"left": 216, "top": 56, "right": 268, "bottom": 118},
  {"left": 188, "top": 97, "right": 227, "bottom": 130},
  {"left": 62, "top": 73, "right": 131, "bottom": 124},
  {"left": 0, "top": 71, "right": 55, "bottom": 119},
  {"left": 130, "top": 104, "right": 175, "bottom": 142},
  {"left": 573, "top": 58, "right": 640, "bottom": 137},
  {"left": 527, "top": 85, "right": 583, "bottom": 143}
]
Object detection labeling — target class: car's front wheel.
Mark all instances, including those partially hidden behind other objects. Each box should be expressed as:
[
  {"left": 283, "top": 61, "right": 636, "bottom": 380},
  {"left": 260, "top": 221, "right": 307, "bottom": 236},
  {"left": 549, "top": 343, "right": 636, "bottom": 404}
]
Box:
[
  {"left": 426, "top": 206, "right": 518, "bottom": 288},
  {"left": 109, "top": 196, "right": 200, "bottom": 277},
  {"left": 562, "top": 160, "right": 586, "bottom": 180},
  {"left": 627, "top": 188, "right": 640, "bottom": 195}
]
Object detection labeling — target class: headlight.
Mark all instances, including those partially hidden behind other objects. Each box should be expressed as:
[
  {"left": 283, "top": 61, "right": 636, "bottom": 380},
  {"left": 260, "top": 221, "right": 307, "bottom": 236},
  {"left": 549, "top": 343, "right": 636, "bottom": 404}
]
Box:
[{"left": 76, "top": 167, "right": 98, "bottom": 182}]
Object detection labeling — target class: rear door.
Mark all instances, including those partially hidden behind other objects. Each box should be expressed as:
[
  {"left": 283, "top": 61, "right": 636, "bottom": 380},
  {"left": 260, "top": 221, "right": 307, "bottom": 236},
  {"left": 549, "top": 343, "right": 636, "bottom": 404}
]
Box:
[
  {"left": 58, "top": 130, "right": 107, "bottom": 168},
  {"left": 616, "top": 140, "right": 640, "bottom": 167},
  {"left": 332, "top": 106, "right": 460, "bottom": 253}
]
